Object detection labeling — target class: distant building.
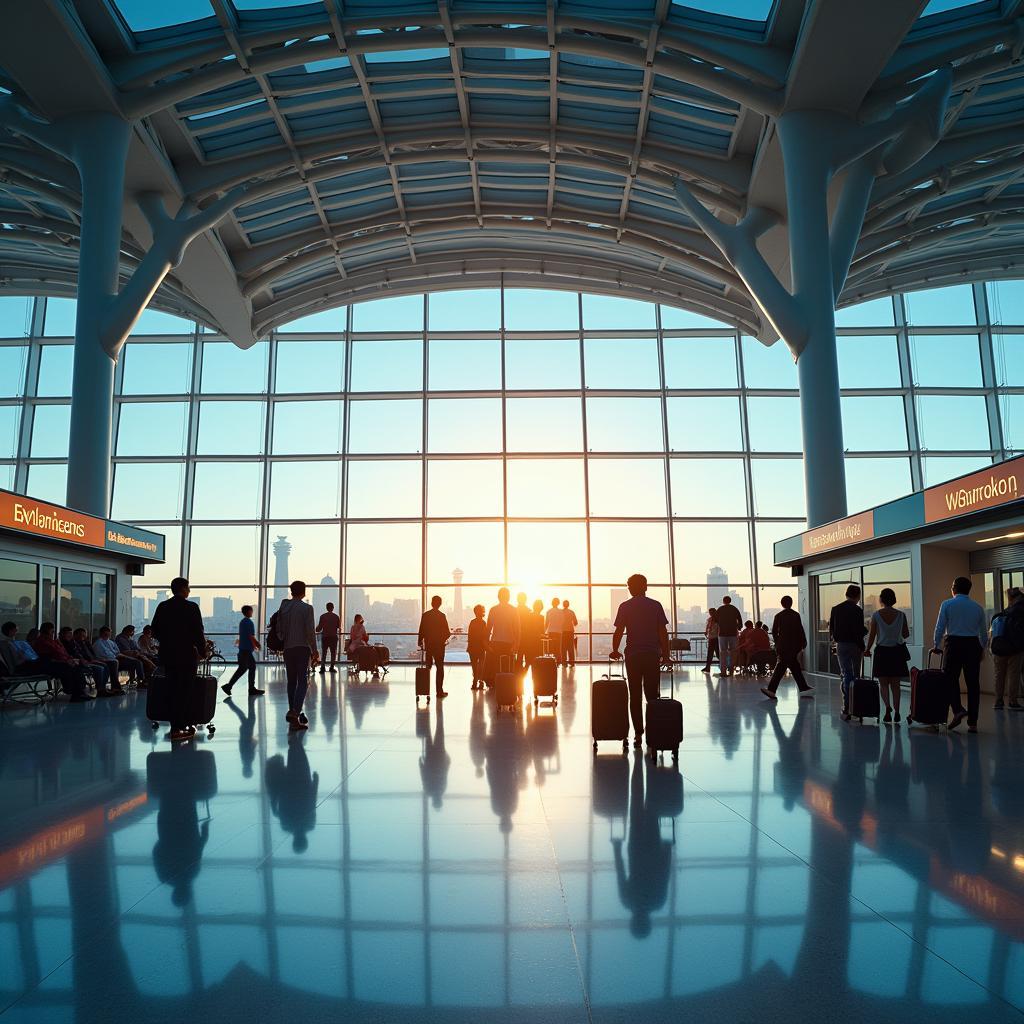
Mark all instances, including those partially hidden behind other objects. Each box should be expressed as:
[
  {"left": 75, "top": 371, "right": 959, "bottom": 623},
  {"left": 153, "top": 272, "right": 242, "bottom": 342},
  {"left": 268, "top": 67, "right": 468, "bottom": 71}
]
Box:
[
  {"left": 452, "top": 568, "right": 464, "bottom": 629},
  {"left": 272, "top": 535, "right": 291, "bottom": 601},
  {"left": 610, "top": 588, "right": 629, "bottom": 614},
  {"left": 147, "top": 589, "right": 168, "bottom": 618},
  {"left": 706, "top": 566, "right": 745, "bottom": 617},
  {"left": 213, "top": 596, "right": 233, "bottom": 618},
  {"left": 312, "top": 573, "right": 339, "bottom": 613},
  {"left": 131, "top": 595, "right": 145, "bottom": 624}
]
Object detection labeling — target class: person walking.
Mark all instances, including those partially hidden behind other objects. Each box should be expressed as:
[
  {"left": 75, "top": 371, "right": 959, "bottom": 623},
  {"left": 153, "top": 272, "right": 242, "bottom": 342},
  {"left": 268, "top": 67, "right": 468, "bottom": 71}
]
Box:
[
  {"left": 991, "top": 585, "right": 1024, "bottom": 711},
  {"left": 151, "top": 578, "right": 207, "bottom": 742},
  {"left": 715, "top": 595, "right": 743, "bottom": 677},
  {"left": 932, "top": 576, "right": 987, "bottom": 733},
  {"left": 562, "top": 600, "right": 578, "bottom": 667},
  {"left": 221, "top": 605, "right": 264, "bottom": 697},
  {"left": 316, "top": 601, "right": 342, "bottom": 674},
  {"left": 610, "top": 574, "right": 671, "bottom": 748},
  {"left": 468, "top": 604, "right": 489, "bottom": 690},
  {"left": 702, "top": 608, "right": 719, "bottom": 674},
  {"left": 864, "top": 588, "right": 910, "bottom": 723},
  {"left": 417, "top": 595, "right": 451, "bottom": 699},
  {"left": 545, "top": 598, "right": 565, "bottom": 665},
  {"left": 761, "top": 596, "right": 813, "bottom": 700},
  {"left": 829, "top": 584, "right": 866, "bottom": 720},
  {"left": 275, "top": 580, "right": 319, "bottom": 731}
]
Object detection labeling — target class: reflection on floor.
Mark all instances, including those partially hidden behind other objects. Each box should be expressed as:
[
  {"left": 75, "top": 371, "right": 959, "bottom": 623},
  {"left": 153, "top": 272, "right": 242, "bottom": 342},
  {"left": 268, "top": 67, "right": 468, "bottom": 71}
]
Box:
[{"left": 1, "top": 665, "right": 1024, "bottom": 1023}]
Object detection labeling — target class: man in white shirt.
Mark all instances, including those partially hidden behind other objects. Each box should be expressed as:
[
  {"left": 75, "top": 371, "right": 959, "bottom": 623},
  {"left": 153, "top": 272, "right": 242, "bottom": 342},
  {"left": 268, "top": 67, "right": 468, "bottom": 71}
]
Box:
[
  {"left": 487, "top": 588, "right": 521, "bottom": 673},
  {"left": 932, "top": 575, "right": 987, "bottom": 733},
  {"left": 545, "top": 598, "right": 566, "bottom": 665}
]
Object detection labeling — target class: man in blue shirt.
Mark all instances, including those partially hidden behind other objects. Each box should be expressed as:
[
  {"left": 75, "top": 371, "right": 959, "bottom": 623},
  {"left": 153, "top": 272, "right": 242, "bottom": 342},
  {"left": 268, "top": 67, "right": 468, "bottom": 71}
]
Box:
[
  {"left": 932, "top": 576, "right": 987, "bottom": 733},
  {"left": 610, "top": 574, "right": 672, "bottom": 747},
  {"left": 222, "top": 605, "right": 264, "bottom": 697}
]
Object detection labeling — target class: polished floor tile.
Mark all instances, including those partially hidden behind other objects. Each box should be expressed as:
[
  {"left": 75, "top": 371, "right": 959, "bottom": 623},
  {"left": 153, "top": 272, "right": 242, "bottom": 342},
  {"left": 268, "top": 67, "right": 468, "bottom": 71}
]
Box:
[{"left": 1, "top": 664, "right": 1024, "bottom": 1022}]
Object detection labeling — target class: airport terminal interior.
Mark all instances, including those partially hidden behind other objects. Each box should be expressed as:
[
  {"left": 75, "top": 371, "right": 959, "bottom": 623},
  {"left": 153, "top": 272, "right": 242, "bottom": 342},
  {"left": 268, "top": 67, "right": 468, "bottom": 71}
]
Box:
[{"left": 2, "top": 0, "right": 1024, "bottom": 1020}]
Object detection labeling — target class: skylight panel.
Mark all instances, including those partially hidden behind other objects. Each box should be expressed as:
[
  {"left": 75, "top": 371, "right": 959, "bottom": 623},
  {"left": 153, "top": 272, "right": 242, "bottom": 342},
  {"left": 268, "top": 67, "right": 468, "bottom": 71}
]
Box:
[{"left": 112, "top": 0, "right": 214, "bottom": 32}]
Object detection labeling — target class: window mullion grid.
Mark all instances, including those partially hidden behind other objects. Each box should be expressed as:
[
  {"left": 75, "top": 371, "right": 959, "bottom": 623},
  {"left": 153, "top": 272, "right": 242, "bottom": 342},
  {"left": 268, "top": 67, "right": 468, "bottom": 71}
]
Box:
[
  {"left": 180, "top": 322, "right": 205, "bottom": 581},
  {"left": 421, "top": 293, "right": 428, "bottom": 610},
  {"left": 14, "top": 297, "right": 44, "bottom": 494},
  {"left": 259, "top": 332, "right": 277, "bottom": 628},
  {"left": 657, "top": 303, "right": 678, "bottom": 637},
  {"left": 339, "top": 305, "right": 352, "bottom": 623},
  {"left": 500, "top": 281, "right": 509, "bottom": 590},
  {"left": 894, "top": 293, "right": 923, "bottom": 491},
  {"left": 734, "top": 330, "right": 759, "bottom": 622},
  {"left": 578, "top": 292, "right": 594, "bottom": 656},
  {"left": 975, "top": 281, "right": 1007, "bottom": 462}
]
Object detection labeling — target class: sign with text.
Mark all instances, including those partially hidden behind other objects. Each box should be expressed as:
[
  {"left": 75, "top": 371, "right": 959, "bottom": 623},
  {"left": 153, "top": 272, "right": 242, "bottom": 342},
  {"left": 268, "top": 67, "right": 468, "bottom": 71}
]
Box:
[
  {"left": 924, "top": 461, "right": 1022, "bottom": 523},
  {"left": 801, "top": 510, "right": 875, "bottom": 556},
  {"left": 0, "top": 489, "right": 164, "bottom": 562}
]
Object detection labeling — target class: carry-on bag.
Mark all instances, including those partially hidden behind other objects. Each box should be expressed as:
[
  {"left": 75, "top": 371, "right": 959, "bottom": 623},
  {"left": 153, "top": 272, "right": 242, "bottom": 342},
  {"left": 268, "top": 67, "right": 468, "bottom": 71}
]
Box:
[
  {"left": 415, "top": 648, "right": 431, "bottom": 703},
  {"left": 148, "top": 671, "right": 218, "bottom": 735},
  {"left": 373, "top": 644, "right": 390, "bottom": 674},
  {"left": 356, "top": 646, "right": 377, "bottom": 674},
  {"left": 645, "top": 669, "right": 683, "bottom": 762},
  {"left": 531, "top": 637, "right": 558, "bottom": 702},
  {"left": 495, "top": 655, "right": 518, "bottom": 710},
  {"left": 592, "top": 657, "right": 629, "bottom": 754},
  {"left": 849, "top": 663, "right": 881, "bottom": 723},
  {"left": 907, "top": 650, "right": 950, "bottom": 726}
]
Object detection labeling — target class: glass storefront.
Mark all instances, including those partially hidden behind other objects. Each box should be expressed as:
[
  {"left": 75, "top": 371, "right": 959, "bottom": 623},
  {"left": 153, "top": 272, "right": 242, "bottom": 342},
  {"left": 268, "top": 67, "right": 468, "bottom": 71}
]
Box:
[
  {"left": 0, "top": 555, "right": 111, "bottom": 635},
  {"left": 811, "top": 556, "right": 912, "bottom": 674}
]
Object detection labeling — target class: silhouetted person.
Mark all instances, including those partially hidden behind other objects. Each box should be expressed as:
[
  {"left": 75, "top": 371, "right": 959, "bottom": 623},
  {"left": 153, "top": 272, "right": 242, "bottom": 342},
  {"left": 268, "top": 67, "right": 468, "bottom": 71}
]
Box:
[
  {"left": 418, "top": 594, "right": 451, "bottom": 699},
  {"left": 865, "top": 587, "right": 909, "bottom": 722},
  {"left": 762, "top": 595, "right": 813, "bottom": 700},
  {"left": 613, "top": 757, "right": 673, "bottom": 938},
  {"left": 715, "top": 595, "right": 743, "bottom": 677},
  {"left": 151, "top": 577, "right": 206, "bottom": 741},
  {"left": 829, "top": 583, "right": 866, "bottom": 720},
  {"left": 545, "top": 597, "right": 566, "bottom": 665},
  {"left": 487, "top": 587, "right": 520, "bottom": 675},
  {"left": 468, "top": 604, "right": 488, "bottom": 690},
  {"left": 933, "top": 575, "right": 987, "bottom": 733},
  {"left": 702, "top": 607, "right": 719, "bottom": 673},
  {"left": 317, "top": 601, "right": 342, "bottom": 674},
  {"left": 222, "top": 604, "right": 263, "bottom": 697},
  {"left": 265, "top": 734, "right": 319, "bottom": 853},
  {"left": 275, "top": 579, "right": 318, "bottom": 731},
  {"left": 420, "top": 703, "right": 450, "bottom": 808},
  {"left": 610, "top": 573, "right": 671, "bottom": 747},
  {"left": 561, "top": 600, "right": 578, "bottom": 666},
  {"left": 31, "top": 621, "right": 92, "bottom": 700}
]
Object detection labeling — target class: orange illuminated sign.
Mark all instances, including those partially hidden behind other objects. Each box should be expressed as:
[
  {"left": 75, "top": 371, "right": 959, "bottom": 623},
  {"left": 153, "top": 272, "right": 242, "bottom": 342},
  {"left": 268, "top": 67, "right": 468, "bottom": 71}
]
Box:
[
  {"left": 801, "top": 510, "right": 874, "bottom": 556},
  {"left": 0, "top": 491, "right": 104, "bottom": 548},
  {"left": 924, "top": 461, "right": 1022, "bottom": 523}
]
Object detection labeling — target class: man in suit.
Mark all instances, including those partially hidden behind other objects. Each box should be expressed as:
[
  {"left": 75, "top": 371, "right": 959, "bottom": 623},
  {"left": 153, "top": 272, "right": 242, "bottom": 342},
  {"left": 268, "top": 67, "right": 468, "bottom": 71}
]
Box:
[
  {"left": 151, "top": 577, "right": 207, "bottom": 742},
  {"left": 417, "top": 595, "right": 451, "bottom": 699},
  {"left": 761, "top": 595, "right": 814, "bottom": 700}
]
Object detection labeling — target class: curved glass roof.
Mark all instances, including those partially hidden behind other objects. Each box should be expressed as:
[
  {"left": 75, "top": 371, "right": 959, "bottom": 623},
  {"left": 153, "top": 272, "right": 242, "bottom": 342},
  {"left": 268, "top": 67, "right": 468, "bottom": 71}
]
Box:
[{"left": 0, "top": 0, "right": 1022, "bottom": 343}]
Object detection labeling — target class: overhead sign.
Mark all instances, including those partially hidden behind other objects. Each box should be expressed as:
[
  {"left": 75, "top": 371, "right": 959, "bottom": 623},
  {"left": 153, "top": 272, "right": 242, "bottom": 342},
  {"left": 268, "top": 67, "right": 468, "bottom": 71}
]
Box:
[
  {"left": 800, "top": 510, "right": 875, "bottom": 556},
  {"left": 924, "top": 461, "right": 1022, "bottom": 524},
  {"left": 0, "top": 489, "right": 164, "bottom": 562}
]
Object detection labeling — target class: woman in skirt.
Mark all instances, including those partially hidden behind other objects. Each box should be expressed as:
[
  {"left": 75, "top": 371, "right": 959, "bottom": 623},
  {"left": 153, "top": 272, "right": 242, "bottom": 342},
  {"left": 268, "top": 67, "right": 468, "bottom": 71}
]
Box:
[{"left": 865, "top": 587, "right": 911, "bottom": 724}]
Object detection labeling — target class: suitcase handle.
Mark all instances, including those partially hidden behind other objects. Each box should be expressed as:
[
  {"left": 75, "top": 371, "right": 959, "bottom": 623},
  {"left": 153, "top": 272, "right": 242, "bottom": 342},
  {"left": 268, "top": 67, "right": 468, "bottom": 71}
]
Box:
[
  {"left": 927, "top": 649, "right": 943, "bottom": 670},
  {"left": 499, "top": 654, "right": 511, "bottom": 674},
  {"left": 605, "top": 655, "right": 626, "bottom": 681}
]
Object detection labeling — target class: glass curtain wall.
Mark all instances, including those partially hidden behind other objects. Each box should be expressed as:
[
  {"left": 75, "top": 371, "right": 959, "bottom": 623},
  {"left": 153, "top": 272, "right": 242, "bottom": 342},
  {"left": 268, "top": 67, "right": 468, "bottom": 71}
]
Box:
[{"left": 1, "top": 281, "right": 1022, "bottom": 658}]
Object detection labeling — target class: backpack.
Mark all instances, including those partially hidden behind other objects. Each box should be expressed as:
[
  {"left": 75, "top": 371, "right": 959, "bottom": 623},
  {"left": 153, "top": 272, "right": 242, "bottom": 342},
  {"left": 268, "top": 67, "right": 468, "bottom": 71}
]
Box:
[
  {"left": 266, "top": 611, "right": 284, "bottom": 654},
  {"left": 1001, "top": 604, "right": 1024, "bottom": 655}
]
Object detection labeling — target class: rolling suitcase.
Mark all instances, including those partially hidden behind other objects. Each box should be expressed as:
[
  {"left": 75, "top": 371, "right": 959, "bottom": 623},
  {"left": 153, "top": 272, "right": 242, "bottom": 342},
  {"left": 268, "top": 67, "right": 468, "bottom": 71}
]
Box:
[
  {"left": 495, "top": 655, "right": 518, "bottom": 711},
  {"left": 645, "top": 670, "right": 683, "bottom": 762},
  {"left": 849, "top": 665, "right": 881, "bottom": 723},
  {"left": 147, "top": 671, "right": 218, "bottom": 735},
  {"left": 415, "top": 648, "right": 431, "bottom": 703},
  {"left": 592, "top": 658, "right": 629, "bottom": 754},
  {"left": 373, "top": 644, "right": 390, "bottom": 675},
  {"left": 531, "top": 637, "right": 558, "bottom": 704},
  {"left": 356, "top": 646, "right": 377, "bottom": 675},
  {"left": 907, "top": 650, "right": 950, "bottom": 726}
]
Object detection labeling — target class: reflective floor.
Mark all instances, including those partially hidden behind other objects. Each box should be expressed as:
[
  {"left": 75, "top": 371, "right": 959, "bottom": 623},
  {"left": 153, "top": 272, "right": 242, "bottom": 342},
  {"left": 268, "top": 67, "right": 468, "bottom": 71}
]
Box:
[{"left": 2, "top": 665, "right": 1024, "bottom": 1023}]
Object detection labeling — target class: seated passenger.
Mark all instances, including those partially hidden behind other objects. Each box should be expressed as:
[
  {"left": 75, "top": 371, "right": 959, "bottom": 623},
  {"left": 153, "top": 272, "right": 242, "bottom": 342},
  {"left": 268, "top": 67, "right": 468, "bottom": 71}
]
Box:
[
  {"left": 73, "top": 626, "right": 124, "bottom": 695},
  {"left": 736, "top": 620, "right": 757, "bottom": 671},
  {"left": 138, "top": 624, "right": 159, "bottom": 658},
  {"left": 95, "top": 626, "right": 146, "bottom": 686},
  {"left": 0, "top": 622, "right": 49, "bottom": 680},
  {"left": 31, "top": 622, "right": 92, "bottom": 700},
  {"left": 116, "top": 625, "right": 155, "bottom": 678},
  {"left": 59, "top": 625, "right": 109, "bottom": 694},
  {"left": 346, "top": 614, "right": 369, "bottom": 658}
]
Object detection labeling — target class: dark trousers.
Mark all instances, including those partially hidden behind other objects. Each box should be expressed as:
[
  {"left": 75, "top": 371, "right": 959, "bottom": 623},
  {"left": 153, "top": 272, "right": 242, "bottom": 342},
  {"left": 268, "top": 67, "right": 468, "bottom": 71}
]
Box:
[
  {"left": 564, "top": 634, "right": 576, "bottom": 666},
  {"left": 944, "top": 636, "right": 983, "bottom": 725},
  {"left": 162, "top": 660, "right": 197, "bottom": 731},
  {"left": 624, "top": 650, "right": 661, "bottom": 737},
  {"left": 424, "top": 645, "right": 445, "bottom": 692},
  {"left": 767, "top": 649, "right": 809, "bottom": 693},
  {"left": 40, "top": 660, "right": 87, "bottom": 697},
  {"left": 703, "top": 638, "right": 719, "bottom": 671},
  {"left": 320, "top": 636, "right": 338, "bottom": 667},
  {"left": 283, "top": 646, "right": 310, "bottom": 713},
  {"left": 84, "top": 663, "right": 109, "bottom": 690},
  {"left": 227, "top": 650, "right": 256, "bottom": 689},
  {"left": 470, "top": 651, "right": 486, "bottom": 682}
]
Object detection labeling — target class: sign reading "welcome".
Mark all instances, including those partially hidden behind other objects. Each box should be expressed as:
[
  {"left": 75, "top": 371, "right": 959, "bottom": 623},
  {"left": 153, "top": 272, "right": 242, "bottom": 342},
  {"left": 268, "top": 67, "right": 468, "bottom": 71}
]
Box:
[{"left": 0, "top": 490, "right": 164, "bottom": 562}]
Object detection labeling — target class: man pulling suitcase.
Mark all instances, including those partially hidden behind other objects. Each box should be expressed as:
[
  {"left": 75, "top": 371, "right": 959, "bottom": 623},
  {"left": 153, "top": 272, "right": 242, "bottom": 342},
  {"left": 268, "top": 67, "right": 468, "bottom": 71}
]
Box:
[
  {"left": 609, "top": 573, "right": 672, "bottom": 749},
  {"left": 151, "top": 577, "right": 208, "bottom": 743}
]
